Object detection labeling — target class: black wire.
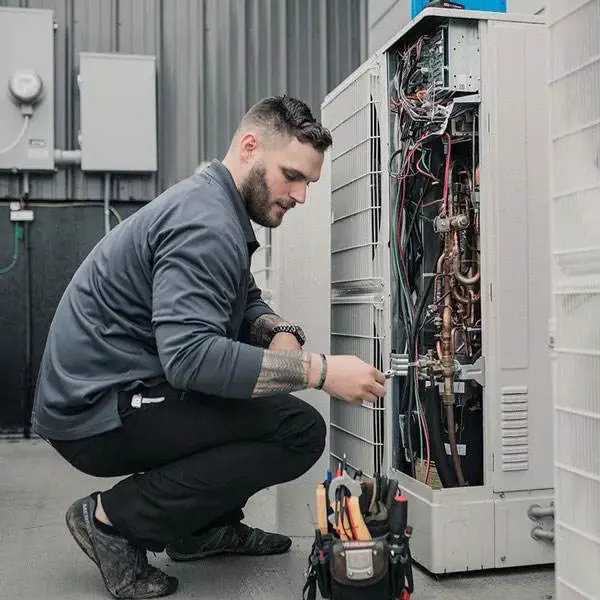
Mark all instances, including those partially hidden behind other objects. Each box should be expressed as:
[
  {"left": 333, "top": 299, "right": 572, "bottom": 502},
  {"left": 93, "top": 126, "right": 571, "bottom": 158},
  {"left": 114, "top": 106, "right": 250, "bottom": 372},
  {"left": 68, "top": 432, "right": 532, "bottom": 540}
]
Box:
[{"left": 424, "top": 381, "right": 457, "bottom": 488}]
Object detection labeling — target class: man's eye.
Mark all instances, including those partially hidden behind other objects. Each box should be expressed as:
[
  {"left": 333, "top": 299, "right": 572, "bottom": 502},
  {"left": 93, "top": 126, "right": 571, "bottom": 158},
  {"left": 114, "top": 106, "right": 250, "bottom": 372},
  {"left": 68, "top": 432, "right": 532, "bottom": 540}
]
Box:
[{"left": 283, "top": 170, "right": 302, "bottom": 182}]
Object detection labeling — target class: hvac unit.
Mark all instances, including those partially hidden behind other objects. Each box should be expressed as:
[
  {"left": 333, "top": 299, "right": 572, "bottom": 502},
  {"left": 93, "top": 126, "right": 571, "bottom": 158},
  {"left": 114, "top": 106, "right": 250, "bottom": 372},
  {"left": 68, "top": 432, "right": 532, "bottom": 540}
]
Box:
[
  {"left": 322, "top": 7, "right": 554, "bottom": 574},
  {"left": 548, "top": 0, "right": 600, "bottom": 598}
]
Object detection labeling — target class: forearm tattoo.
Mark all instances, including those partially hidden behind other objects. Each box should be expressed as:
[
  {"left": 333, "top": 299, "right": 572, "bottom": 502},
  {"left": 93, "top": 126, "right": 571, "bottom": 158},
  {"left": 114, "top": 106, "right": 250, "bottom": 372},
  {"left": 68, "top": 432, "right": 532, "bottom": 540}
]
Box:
[
  {"left": 252, "top": 350, "right": 311, "bottom": 397},
  {"left": 249, "top": 313, "right": 289, "bottom": 348}
]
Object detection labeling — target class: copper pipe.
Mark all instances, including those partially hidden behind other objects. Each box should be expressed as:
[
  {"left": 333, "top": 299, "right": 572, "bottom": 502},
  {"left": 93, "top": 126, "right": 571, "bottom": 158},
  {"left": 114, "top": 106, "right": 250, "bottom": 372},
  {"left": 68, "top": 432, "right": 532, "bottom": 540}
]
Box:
[
  {"left": 453, "top": 231, "right": 480, "bottom": 286},
  {"left": 441, "top": 240, "right": 466, "bottom": 486},
  {"left": 441, "top": 292, "right": 454, "bottom": 407},
  {"left": 455, "top": 267, "right": 480, "bottom": 286},
  {"left": 451, "top": 327, "right": 462, "bottom": 352},
  {"left": 452, "top": 282, "right": 470, "bottom": 305},
  {"left": 468, "top": 290, "right": 478, "bottom": 326},
  {"left": 434, "top": 254, "right": 445, "bottom": 305}
]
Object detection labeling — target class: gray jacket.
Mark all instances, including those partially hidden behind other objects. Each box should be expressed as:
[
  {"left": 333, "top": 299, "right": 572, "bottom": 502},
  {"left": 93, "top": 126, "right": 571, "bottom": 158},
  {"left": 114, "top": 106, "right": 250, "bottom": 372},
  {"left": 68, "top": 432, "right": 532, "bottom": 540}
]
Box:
[{"left": 32, "top": 160, "right": 273, "bottom": 441}]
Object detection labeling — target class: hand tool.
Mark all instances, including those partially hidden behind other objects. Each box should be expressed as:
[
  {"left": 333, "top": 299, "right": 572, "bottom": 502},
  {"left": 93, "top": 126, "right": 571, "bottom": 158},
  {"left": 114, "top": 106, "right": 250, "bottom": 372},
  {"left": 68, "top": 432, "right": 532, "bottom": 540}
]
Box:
[
  {"left": 315, "top": 483, "right": 328, "bottom": 535},
  {"left": 328, "top": 471, "right": 371, "bottom": 541}
]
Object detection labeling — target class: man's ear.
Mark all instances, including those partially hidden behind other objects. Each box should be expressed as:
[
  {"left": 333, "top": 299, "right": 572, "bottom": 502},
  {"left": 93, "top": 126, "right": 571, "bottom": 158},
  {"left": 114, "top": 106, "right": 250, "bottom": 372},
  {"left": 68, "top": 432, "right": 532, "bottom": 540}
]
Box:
[{"left": 239, "top": 132, "right": 259, "bottom": 163}]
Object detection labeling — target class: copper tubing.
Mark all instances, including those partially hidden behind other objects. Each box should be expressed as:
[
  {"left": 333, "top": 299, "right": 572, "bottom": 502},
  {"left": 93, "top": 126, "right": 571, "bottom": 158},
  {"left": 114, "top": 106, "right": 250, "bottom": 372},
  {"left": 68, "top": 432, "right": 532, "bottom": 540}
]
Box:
[
  {"left": 446, "top": 406, "right": 466, "bottom": 486},
  {"left": 455, "top": 266, "right": 480, "bottom": 286},
  {"left": 452, "top": 282, "right": 470, "bottom": 305},
  {"left": 453, "top": 231, "right": 480, "bottom": 286},
  {"left": 434, "top": 254, "right": 445, "bottom": 306},
  {"left": 441, "top": 290, "right": 454, "bottom": 406}
]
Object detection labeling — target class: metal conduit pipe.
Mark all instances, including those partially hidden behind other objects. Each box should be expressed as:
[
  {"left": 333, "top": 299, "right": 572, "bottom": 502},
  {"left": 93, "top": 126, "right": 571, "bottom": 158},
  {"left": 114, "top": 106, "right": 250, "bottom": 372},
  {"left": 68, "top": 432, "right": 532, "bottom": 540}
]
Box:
[
  {"left": 54, "top": 149, "right": 82, "bottom": 165},
  {"left": 531, "top": 527, "right": 555, "bottom": 543},
  {"left": 528, "top": 504, "right": 555, "bottom": 520},
  {"left": 103, "top": 173, "right": 111, "bottom": 236}
]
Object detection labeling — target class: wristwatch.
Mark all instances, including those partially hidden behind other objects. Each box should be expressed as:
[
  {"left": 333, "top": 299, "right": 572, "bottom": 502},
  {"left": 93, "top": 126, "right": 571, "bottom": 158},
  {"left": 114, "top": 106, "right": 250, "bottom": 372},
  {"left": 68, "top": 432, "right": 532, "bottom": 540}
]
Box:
[{"left": 271, "top": 324, "right": 306, "bottom": 347}]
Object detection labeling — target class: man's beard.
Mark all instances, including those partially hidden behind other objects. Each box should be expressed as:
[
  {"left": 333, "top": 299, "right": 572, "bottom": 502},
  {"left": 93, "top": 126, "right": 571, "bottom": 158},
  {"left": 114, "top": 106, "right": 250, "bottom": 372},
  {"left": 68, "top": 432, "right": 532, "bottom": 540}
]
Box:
[{"left": 240, "top": 164, "right": 282, "bottom": 228}]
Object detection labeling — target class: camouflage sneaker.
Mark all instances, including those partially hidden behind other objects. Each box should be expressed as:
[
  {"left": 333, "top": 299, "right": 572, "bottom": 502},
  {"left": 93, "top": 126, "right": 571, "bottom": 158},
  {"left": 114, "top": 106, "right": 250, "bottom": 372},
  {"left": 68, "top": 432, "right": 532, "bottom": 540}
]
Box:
[
  {"left": 65, "top": 495, "right": 178, "bottom": 599},
  {"left": 165, "top": 523, "right": 292, "bottom": 561}
]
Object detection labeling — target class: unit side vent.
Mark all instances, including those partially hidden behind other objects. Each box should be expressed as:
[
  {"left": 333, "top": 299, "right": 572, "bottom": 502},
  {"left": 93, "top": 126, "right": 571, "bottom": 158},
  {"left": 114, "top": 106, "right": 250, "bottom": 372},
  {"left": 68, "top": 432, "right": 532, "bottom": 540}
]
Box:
[{"left": 501, "top": 388, "right": 529, "bottom": 472}]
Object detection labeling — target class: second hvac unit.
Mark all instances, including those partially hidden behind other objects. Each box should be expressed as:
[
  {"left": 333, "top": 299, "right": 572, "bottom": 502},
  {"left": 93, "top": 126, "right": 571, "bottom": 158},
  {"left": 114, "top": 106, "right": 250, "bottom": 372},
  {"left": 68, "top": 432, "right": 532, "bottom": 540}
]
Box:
[{"left": 323, "top": 7, "right": 554, "bottom": 574}]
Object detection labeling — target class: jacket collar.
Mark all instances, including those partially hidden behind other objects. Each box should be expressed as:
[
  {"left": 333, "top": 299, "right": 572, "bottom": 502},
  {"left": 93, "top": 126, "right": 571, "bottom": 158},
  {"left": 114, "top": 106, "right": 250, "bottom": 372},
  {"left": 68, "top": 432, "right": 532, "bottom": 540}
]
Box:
[{"left": 206, "top": 160, "right": 259, "bottom": 254}]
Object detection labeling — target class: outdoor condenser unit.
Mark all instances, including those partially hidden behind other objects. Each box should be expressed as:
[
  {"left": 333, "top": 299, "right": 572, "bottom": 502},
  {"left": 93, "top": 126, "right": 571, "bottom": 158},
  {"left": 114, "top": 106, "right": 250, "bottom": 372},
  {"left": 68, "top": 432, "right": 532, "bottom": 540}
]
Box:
[{"left": 323, "top": 7, "right": 554, "bottom": 574}]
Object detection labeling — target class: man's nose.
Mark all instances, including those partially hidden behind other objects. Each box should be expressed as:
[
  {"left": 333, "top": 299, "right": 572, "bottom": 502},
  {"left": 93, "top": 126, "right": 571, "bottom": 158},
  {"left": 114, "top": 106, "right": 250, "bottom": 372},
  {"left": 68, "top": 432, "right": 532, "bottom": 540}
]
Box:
[{"left": 290, "top": 182, "right": 308, "bottom": 204}]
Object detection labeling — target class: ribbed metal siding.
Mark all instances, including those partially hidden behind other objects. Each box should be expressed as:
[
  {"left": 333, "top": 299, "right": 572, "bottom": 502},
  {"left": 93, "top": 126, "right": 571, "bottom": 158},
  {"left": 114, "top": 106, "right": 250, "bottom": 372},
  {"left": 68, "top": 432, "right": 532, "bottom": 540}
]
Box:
[
  {"left": 549, "top": 1, "right": 600, "bottom": 599},
  {"left": 0, "top": 0, "right": 367, "bottom": 202}
]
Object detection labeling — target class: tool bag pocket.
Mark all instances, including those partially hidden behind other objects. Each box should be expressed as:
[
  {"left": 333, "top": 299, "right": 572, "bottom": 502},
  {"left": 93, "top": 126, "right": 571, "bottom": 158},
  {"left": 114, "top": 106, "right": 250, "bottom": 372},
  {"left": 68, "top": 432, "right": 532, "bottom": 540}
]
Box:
[{"left": 328, "top": 539, "right": 391, "bottom": 600}]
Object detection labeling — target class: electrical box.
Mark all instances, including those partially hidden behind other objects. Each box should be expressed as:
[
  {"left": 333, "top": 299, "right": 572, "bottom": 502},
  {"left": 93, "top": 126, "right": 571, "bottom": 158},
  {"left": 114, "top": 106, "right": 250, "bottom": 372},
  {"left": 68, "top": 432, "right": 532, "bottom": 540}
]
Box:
[
  {"left": 323, "top": 8, "right": 553, "bottom": 574},
  {"left": 78, "top": 52, "right": 158, "bottom": 172},
  {"left": 0, "top": 7, "right": 55, "bottom": 172},
  {"left": 411, "top": 0, "right": 507, "bottom": 18}
]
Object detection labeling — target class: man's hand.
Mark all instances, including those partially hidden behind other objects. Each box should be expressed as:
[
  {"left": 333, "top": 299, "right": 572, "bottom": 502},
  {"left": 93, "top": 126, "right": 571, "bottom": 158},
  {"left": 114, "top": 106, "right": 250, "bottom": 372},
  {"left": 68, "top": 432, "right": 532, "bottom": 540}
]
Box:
[
  {"left": 320, "top": 355, "right": 386, "bottom": 405},
  {"left": 269, "top": 332, "right": 302, "bottom": 352}
]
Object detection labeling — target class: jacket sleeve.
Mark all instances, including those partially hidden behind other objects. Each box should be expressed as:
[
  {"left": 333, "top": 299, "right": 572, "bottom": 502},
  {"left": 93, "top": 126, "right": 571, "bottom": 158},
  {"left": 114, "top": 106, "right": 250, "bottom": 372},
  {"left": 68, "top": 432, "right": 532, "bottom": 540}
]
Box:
[
  {"left": 244, "top": 274, "right": 278, "bottom": 324},
  {"left": 150, "top": 217, "right": 264, "bottom": 398}
]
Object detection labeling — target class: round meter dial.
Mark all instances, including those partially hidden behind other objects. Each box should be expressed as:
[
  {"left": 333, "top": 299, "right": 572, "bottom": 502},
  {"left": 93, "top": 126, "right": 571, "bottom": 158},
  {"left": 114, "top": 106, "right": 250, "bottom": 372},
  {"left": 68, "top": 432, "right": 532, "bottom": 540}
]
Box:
[{"left": 8, "top": 69, "right": 43, "bottom": 105}]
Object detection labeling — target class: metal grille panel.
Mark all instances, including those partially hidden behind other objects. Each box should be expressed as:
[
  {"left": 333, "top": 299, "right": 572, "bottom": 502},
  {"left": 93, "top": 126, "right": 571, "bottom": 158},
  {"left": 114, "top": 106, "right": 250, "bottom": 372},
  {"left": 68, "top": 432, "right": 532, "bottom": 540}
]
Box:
[
  {"left": 324, "top": 61, "right": 385, "bottom": 477},
  {"left": 549, "top": 2, "right": 600, "bottom": 597},
  {"left": 324, "top": 59, "right": 386, "bottom": 478}
]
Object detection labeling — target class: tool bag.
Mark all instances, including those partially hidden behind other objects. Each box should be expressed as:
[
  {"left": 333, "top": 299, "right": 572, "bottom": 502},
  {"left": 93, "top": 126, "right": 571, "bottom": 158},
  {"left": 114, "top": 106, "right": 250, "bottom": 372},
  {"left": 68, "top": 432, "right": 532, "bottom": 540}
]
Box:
[{"left": 302, "top": 473, "right": 414, "bottom": 600}]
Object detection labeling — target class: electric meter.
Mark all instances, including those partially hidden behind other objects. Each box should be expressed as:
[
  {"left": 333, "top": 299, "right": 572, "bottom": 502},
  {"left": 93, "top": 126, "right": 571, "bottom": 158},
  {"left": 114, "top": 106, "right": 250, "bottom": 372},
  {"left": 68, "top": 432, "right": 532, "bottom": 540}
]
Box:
[{"left": 8, "top": 69, "right": 43, "bottom": 105}]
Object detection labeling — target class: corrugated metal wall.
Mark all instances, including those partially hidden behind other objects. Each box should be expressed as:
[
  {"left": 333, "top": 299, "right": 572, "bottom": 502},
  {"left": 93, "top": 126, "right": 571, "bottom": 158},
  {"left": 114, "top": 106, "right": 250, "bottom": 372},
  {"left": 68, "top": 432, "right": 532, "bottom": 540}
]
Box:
[
  {"left": 0, "top": 0, "right": 367, "bottom": 202},
  {"left": 0, "top": 0, "right": 368, "bottom": 432}
]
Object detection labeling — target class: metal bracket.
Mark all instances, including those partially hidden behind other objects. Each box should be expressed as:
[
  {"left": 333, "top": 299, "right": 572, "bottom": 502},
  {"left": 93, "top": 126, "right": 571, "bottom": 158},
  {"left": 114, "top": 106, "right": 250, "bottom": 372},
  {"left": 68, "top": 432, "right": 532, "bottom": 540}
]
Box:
[
  {"left": 387, "top": 353, "right": 409, "bottom": 377},
  {"left": 455, "top": 355, "right": 485, "bottom": 387}
]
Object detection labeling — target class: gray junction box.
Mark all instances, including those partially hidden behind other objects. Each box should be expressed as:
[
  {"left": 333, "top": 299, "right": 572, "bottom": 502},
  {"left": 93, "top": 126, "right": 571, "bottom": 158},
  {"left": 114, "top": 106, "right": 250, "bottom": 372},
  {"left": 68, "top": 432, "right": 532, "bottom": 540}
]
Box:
[{"left": 0, "top": 7, "right": 55, "bottom": 172}]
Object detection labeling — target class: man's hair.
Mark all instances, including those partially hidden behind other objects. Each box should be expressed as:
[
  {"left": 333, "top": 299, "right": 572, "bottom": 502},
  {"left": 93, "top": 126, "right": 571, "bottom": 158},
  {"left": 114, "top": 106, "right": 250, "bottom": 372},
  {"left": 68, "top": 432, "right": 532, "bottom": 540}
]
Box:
[{"left": 238, "top": 95, "right": 332, "bottom": 152}]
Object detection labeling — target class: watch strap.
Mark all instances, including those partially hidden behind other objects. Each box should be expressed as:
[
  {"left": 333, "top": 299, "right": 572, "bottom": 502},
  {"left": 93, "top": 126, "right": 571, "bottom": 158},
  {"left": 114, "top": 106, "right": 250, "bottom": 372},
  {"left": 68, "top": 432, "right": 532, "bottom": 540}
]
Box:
[{"left": 271, "top": 324, "right": 305, "bottom": 346}]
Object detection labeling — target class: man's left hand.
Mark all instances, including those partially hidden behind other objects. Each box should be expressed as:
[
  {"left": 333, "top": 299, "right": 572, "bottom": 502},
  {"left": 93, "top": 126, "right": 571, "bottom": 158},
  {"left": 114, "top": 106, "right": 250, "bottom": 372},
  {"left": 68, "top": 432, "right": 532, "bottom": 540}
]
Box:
[{"left": 269, "top": 332, "right": 302, "bottom": 352}]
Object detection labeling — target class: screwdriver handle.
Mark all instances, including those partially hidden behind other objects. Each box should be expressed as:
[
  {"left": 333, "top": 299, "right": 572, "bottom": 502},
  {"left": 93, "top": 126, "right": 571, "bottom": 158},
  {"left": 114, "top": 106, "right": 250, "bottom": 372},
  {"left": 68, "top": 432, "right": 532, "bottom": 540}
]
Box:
[{"left": 389, "top": 495, "right": 408, "bottom": 536}]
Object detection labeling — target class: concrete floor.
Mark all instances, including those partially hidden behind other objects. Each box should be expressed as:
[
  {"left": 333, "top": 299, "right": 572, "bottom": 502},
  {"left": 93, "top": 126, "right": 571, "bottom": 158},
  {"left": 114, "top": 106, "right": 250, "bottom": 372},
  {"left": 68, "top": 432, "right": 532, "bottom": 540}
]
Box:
[{"left": 0, "top": 439, "right": 555, "bottom": 599}]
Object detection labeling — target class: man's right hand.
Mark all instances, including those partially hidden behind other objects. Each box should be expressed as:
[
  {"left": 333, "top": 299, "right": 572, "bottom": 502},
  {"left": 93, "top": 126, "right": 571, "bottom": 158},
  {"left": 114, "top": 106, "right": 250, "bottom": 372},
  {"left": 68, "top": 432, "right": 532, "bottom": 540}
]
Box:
[{"left": 314, "top": 354, "right": 386, "bottom": 405}]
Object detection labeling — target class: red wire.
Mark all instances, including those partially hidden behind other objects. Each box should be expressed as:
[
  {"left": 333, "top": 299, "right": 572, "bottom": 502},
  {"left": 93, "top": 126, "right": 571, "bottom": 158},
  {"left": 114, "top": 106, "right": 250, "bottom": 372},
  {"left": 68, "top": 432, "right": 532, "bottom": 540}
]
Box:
[{"left": 398, "top": 177, "right": 409, "bottom": 282}]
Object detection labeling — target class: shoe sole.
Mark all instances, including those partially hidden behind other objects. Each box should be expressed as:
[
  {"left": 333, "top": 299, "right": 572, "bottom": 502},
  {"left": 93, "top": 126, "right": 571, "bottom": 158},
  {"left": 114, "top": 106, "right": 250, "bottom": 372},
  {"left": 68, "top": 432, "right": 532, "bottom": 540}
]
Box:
[{"left": 166, "top": 539, "right": 292, "bottom": 562}]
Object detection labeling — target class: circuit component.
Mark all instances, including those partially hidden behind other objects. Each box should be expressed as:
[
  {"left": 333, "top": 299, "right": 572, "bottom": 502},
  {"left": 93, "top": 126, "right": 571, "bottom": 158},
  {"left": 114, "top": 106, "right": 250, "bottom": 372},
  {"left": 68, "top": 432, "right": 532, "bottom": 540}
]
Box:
[
  {"left": 389, "top": 25, "right": 483, "bottom": 489},
  {"left": 413, "top": 21, "right": 481, "bottom": 94}
]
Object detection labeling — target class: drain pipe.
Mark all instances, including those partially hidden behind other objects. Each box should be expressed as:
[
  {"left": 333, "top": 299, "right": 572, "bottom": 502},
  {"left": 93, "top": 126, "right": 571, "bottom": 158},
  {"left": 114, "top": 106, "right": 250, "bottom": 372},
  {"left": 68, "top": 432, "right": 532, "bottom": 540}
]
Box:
[
  {"left": 528, "top": 503, "right": 555, "bottom": 543},
  {"left": 21, "top": 172, "right": 33, "bottom": 438},
  {"left": 528, "top": 504, "right": 555, "bottom": 520},
  {"left": 54, "top": 149, "right": 82, "bottom": 166},
  {"left": 531, "top": 527, "right": 555, "bottom": 543},
  {"left": 103, "top": 173, "right": 111, "bottom": 235}
]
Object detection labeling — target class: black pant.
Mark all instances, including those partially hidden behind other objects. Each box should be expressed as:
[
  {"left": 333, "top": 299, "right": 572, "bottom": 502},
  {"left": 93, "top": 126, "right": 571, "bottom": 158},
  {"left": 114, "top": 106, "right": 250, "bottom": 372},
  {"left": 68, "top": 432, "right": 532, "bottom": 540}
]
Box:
[{"left": 50, "top": 383, "right": 326, "bottom": 552}]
